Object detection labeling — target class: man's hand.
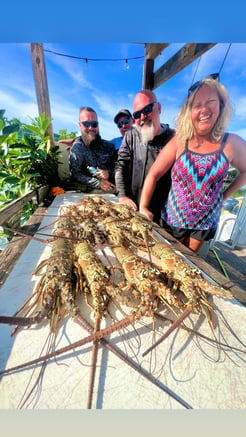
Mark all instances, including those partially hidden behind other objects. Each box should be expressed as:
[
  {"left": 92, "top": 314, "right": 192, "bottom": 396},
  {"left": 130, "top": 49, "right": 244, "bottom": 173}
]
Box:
[
  {"left": 58, "top": 139, "right": 74, "bottom": 144},
  {"left": 119, "top": 196, "right": 138, "bottom": 211},
  {"left": 100, "top": 179, "right": 116, "bottom": 192},
  {"left": 95, "top": 168, "right": 109, "bottom": 180},
  {"left": 58, "top": 138, "right": 74, "bottom": 150}
]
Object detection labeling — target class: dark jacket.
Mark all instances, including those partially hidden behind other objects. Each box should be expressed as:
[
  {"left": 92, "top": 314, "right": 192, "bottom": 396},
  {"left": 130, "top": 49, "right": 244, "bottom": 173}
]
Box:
[
  {"left": 115, "top": 125, "right": 175, "bottom": 223},
  {"left": 69, "top": 136, "right": 117, "bottom": 190}
]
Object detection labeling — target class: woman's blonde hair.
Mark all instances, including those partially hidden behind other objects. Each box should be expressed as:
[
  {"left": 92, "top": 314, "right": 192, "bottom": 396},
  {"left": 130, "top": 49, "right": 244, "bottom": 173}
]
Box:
[{"left": 175, "top": 77, "right": 232, "bottom": 142}]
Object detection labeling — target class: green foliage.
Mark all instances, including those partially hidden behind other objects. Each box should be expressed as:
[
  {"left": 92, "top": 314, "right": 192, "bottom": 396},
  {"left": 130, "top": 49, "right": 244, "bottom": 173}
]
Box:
[
  {"left": 0, "top": 110, "right": 63, "bottom": 247},
  {"left": 21, "top": 200, "right": 38, "bottom": 225},
  {"left": 58, "top": 128, "right": 77, "bottom": 140},
  {"left": 0, "top": 110, "right": 64, "bottom": 249},
  {"left": 0, "top": 110, "right": 61, "bottom": 210},
  {"left": 0, "top": 110, "right": 59, "bottom": 201}
]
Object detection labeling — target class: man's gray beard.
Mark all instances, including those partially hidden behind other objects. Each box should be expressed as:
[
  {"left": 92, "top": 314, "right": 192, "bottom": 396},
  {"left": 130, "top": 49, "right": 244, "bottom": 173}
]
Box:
[
  {"left": 136, "top": 122, "right": 155, "bottom": 143},
  {"left": 82, "top": 132, "right": 100, "bottom": 147}
]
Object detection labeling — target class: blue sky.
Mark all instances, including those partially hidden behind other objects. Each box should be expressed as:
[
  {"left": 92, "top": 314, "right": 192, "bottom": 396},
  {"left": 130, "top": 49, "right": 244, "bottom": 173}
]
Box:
[{"left": 2, "top": 42, "right": 246, "bottom": 142}]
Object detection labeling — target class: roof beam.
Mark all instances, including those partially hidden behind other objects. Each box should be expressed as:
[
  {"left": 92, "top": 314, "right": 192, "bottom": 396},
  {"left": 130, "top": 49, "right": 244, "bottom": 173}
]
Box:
[
  {"left": 145, "top": 43, "right": 169, "bottom": 60},
  {"left": 152, "top": 43, "right": 216, "bottom": 90}
]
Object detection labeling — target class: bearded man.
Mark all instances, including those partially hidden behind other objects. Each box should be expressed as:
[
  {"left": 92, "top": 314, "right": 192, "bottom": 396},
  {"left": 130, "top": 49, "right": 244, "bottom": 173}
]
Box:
[
  {"left": 69, "top": 107, "right": 116, "bottom": 192},
  {"left": 115, "top": 90, "right": 175, "bottom": 224}
]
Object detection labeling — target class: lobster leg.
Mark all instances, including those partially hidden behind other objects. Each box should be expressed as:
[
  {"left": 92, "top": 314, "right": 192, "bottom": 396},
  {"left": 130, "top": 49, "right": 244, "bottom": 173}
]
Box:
[
  {"left": 0, "top": 315, "right": 134, "bottom": 376},
  {"left": 86, "top": 316, "right": 100, "bottom": 409},
  {"left": 79, "top": 315, "right": 193, "bottom": 409},
  {"left": 142, "top": 306, "right": 192, "bottom": 357}
]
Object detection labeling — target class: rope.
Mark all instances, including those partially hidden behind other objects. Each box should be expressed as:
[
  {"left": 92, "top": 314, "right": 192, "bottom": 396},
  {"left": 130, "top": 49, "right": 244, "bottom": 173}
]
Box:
[
  {"left": 190, "top": 43, "right": 232, "bottom": 86},
  {"left": 190, "top": 57, "right": 201, "bottom": 86},
  {"left": 218, "top": 43, "right": 232, "bottom": 74},
  {"left": 44, "top": 48, "right": 144, "bottom": 63}
]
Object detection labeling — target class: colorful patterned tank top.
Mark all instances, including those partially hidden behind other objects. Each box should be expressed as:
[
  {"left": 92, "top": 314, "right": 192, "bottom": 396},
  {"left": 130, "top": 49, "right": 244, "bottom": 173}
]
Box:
[{"left": 162, "top": 133, "right": 229, "bottom": 230}]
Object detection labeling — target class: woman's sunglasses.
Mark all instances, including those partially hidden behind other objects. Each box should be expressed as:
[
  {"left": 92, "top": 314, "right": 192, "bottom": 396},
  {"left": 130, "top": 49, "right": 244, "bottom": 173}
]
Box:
[
  {"left": 79, "top": 121, "right": 98, "bottom": 128},
  {"left": 188, "top": 73, "right": 220, "bottom": 96},
  {"left": 133, "top": 102, "right": 158, "bottom": 120},
  {"left": 117, "top": 118, "right": 131, "bottom": 128}
]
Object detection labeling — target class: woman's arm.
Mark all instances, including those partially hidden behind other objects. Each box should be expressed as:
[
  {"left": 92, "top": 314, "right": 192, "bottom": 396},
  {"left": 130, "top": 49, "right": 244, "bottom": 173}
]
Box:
[
  {"left": 223, "top": 133, "right": 246, "bottom": 200},
  {"left": 139, "top": 136, "right": 178, "bottom": 219}
]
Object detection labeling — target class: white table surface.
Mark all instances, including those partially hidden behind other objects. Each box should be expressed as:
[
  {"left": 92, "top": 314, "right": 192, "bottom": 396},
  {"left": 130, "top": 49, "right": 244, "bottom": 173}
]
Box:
[{"left": 0, "top": 192, "right": 245, "bottom": 409}]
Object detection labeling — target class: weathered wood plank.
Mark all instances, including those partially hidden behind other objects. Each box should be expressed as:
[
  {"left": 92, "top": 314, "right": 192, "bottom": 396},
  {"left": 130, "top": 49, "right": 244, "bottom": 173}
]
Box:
[
  {"left": 142, "top": 44, "right": 169, "bottom": 89},
  {"left": 0, "top": 205, "right": 48, "bottom": 287},
  {"left": 142, "top": 58, "right": 154, "bottom": 90},
  {"left": 0, "top": 185, "right": 49, "bottom": 226},
  {"left": 152, "top": 43, "right": 216, "bottom": 90},
  {"left": 29, "top": 43, "right": 55, "bottom": 147},
  {"left": 145, "top": 43, "right": 169, "bottom": 60}
]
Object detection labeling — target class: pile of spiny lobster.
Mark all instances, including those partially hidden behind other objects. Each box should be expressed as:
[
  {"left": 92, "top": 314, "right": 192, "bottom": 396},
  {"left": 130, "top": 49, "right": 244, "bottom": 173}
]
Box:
[
  {"left": 2, "top": 194, "right": 233, "bottom": 338},
  {"left": 0, "top": 195, "right": 236, "bottom": 408}
]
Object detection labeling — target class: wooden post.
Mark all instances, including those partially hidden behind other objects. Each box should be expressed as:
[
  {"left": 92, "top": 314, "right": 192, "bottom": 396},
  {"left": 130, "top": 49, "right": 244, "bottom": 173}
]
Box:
[
  {"left": 142, "top": 57, "right": 154, "bottom": 90},
  {"left": 142, "top": 43, "right": 169, "bottom": 90},
  {"left": 29, "top": 43, "right": 55, "bottom": 147}
]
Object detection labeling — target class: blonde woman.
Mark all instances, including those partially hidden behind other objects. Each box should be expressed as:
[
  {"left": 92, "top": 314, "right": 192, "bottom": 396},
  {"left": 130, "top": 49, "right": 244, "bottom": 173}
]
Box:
[{"left": 139, "top": 76, "right": 246, "bottom": 253}]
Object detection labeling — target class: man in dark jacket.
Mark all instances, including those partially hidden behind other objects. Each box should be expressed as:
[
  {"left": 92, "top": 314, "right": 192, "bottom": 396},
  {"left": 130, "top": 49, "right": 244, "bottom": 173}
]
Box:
[
  {"left": 69, "top": 106, "right": 116, "bottom": 192},
  {"left": 115, "top": 90, "right": 175, "bottom": 224}
]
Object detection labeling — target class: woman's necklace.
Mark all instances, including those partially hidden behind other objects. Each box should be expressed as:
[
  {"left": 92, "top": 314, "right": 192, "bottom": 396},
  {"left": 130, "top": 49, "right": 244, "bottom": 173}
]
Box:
[{"left": 193, "top": 137, "right": 204, "bottom": 148}]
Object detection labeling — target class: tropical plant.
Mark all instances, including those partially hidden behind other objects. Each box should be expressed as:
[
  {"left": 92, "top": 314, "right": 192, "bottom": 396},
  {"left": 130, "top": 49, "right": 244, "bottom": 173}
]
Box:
[
  {"left": 58, "top": 128, "right": 77, "bottom": 140},
  {"left": 0, "top": 110, "right": 61, "bottom": 209},
  {"left": 0, "top": 110, "right": 63, "bottom": 249}
]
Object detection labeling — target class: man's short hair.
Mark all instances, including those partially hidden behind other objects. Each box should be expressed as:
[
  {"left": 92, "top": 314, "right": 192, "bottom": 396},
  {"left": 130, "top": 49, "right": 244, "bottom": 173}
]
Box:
[{"left": 79, "top": 106, "right": 97, "bottom": 115}]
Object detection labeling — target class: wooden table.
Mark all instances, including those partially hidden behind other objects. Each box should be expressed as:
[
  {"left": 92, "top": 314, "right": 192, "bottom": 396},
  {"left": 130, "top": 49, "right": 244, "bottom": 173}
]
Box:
[{"left": 0, "top": 192, "right": 246, "bottom": 409}]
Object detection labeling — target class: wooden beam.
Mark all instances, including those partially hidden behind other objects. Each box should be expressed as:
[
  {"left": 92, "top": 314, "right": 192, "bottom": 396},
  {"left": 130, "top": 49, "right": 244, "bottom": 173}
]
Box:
[
  {"left": 0, "top": 204, "right": 49, "bottom": 287},
  {"left": 0, "top": 185, "right": 49, "bottom": 226},
  {"left": 145, "top": 43, "right": 169, "bottom": 60},
  {"left": 152, "top": 43, "right": 216, "bottom": 90},
  {"left": 142, "top": 43, "right": 169, "bottom": 89},
  {"left": 30, "top": 43, "right": 55, "bottom": 147},
  {"left": 142, "top": 58, "right": 154, "bottom": 90}
]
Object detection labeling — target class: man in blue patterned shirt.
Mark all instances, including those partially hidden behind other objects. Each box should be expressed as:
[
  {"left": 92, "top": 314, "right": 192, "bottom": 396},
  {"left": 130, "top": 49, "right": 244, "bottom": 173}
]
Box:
[{"left": 69, "top": 107, "right": 116, "bottom": 192}]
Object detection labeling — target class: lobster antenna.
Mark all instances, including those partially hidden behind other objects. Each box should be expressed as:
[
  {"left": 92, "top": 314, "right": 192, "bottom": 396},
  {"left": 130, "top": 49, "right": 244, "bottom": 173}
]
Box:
[{"left": 142, "top": 306, "right": 192, "bottom": 357}]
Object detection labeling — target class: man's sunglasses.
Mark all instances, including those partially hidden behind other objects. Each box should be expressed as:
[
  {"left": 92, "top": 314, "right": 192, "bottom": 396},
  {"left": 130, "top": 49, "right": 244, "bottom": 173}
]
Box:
[
  {"left": 79, "top": 121, "right": 98, "bottom": 128},
  {"left": 117, "top": 118, "right": 131, "bottom": 128},
  {"left": 188, "top": 73, "right": 220, "bottom": 96},
  {"left": 133, "top": 102, "right": 158, "bottom": 120}
]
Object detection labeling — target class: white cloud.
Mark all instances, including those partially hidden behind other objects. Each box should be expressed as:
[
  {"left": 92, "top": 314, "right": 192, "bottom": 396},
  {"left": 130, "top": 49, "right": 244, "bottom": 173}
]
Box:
[
  {"left": 0, "top": 87, "right": 79, "bottom": 134},
  {"left": 4, "top": 82, "right": 36, "bottom": 100},
  {"left": 50, "top": 103, "right": 79, "bottom": 133},
  {"left": 99, "top": 117, "right": 119, "bottom": 140},
  {"left": 92, "top": 90, "right": 134, "bottom": 139},
  {"left": 45, "top": 44, "right": 95, "bottom": 90},
  {"left": 233, "top": 128, "right": 246, "bottom": 141},
  {"left": 93, "top": 90, "right": 132, "bottom": 118},
  {"left": 233, "top": 96, "right": 246, "bottom": 120},
  {"left": 161, "top": 106, "right": 178, "bottom": 129},
  {"left": 0, "top": 90, "right": 38, "bottom": 122},
  {"left": 92, "top": 91, "right": 116, "bottom": 116}
]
